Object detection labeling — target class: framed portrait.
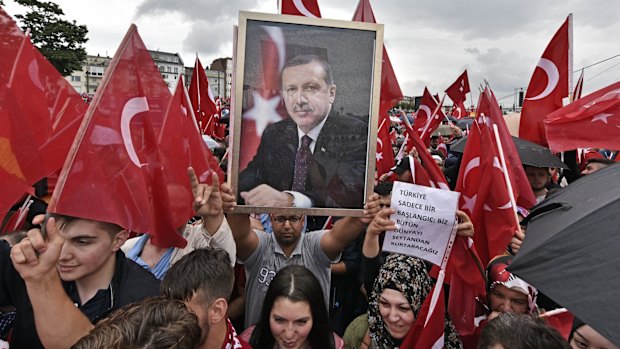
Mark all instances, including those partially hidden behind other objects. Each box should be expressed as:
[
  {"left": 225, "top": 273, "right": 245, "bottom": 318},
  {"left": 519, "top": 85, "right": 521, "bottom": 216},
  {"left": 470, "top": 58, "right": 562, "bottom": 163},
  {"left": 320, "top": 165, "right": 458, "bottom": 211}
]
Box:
[{"left": 229, "top": 11, "right": 383, "bottom": 216}]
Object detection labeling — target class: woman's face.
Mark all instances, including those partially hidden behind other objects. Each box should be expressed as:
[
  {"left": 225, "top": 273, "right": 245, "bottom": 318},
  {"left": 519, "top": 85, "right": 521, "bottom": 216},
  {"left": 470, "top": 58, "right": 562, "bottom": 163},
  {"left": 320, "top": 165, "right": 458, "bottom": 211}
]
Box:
[
  {"left": 269, "top": 297, "right": 313, "bottom": 349},
  {"left": 570, "top": 325, "right": 619, "bottom": 349},
  {"left": 378, "top": 288, "right": 415, "bottom": 340}
]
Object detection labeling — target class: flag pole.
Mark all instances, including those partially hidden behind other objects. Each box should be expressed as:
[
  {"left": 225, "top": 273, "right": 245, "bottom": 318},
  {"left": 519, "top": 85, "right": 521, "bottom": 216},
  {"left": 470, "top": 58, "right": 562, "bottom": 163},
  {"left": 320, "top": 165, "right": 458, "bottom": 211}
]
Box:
[
  {"left": 568, "top": 14, "right": 574, "bottom": 104},
  {"left": 424, "top": 218, "right": 457, "bottom": 325},
  {"left": 8, "top": 28, "right": 30, "bottom": 88},
  {"left": 492, "top": 124, "right": 523, "bottom": 236}
]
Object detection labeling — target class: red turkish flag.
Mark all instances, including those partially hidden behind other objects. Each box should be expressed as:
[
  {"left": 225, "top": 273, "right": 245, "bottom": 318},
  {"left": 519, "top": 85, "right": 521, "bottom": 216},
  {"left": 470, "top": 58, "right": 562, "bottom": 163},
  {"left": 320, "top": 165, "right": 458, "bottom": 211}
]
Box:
[
  {"left": 281, "top": 0, "right": 321, "bottom": 17},
  {"left": 49, "top": 25, "right": 188, "bottom": 248},
  {"left": 158, "top": 77, "right": 224, "bottom": 223},
  {"left": 418, "top": 96, "right": 446, "bottom": 145},
  {"left": 445, "top": 70, "right": 471, "bottom": 107},
  {"left": 401, "top": 124, "right": 449, "bottom": 189},
  {"left": 401, "top": 283, "right": 446, "bottom": 349},
  {"left": 519, "top": 15, "right": 570, "bottom": 147},
  {"left": 545, "top": 80, "right": 620, "bottom": 152},
  {"left": 0, "top": 8, "right": 86, "bottom": 184},
  {"left": 544, "top": 310, "right": 575, "bottom": 340},
  {"left": 352, "top": 0, "right": 404, "bottom": 181},
  {"left": 477, "top": 87, "right": 537, "bottom": 209},
  {"left": 375, "top": 114, "right": 396, "bottom": 179},
  {"left": 414, "top": 87, "right": 438, "bottom": 135},
  {"left": 188, "top": 57, "right": 219, "bottom": 136},
  {"left": 239, "top": 26, "right": 288, "bottom": 171},
  {"left": 451, "top": 122, "right": 516, "bottom": 336},
  {"left": 451, "top": 100, "right": 467, "bottom": 119}
]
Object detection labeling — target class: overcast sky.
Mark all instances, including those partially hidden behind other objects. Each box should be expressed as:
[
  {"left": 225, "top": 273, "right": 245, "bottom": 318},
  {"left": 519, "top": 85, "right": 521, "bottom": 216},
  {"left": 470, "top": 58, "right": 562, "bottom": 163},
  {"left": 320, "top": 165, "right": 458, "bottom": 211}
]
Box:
[{"left": 5, "top": 0, "right": 620, "bottom": 107}]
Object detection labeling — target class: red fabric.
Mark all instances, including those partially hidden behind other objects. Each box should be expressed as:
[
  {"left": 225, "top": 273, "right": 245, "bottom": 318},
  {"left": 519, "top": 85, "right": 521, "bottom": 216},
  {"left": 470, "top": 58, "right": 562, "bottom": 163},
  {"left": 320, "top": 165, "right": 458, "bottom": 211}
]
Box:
[
  {"left": 0, "top": 8, "right": 86, "bottom": 189},
  {"left": 413, "top": 87, "right": 437, "bottom": 135},
  {"left": 352, "top": 0, "right": 404, "bottom": 183},
  {"left": 451, "top": 123, "right": 517, "bottom": 336},
  {"left": 477, "top": 88, "right": 537, "bottom": 209},
  {"left": 544, "top": 311, "right": 575, "bottom": 340},
  {"left": 157, "top": 78, "right": 223, "bottom": 227},
  {"left": 456, "top": 123, "right": 517, "bottom": 266},
  {"left": 445, "top": 70, "right": 471, "bottom": 108},
  {"left": 401, "top": 283, "right": 446, "bottom": 349},
  {"left": 545, "top": 80, "right": 620, "bottom": 152},
  {"left": 0, "top": 86, "right": 43, "bottom": 205},
  {"left": 401, "top": 126, "right": 449, "bottom": 189},
  {"left": 519, "top": 16, "right": 570, "bottom": 147},
  {"left": 281, "top": 0, "right": 321, "bottom": 17},
  {"left": 188, "top": 57, "right": 218, "bottom": 136},
  {"left": 416, "top": 88, "right": 446, "bottom": 145},
  {"left": 49, "top": 25, "right": 187, "bottom": 248},
  {"left": 451, "top": 100, "right": 467, "bottom": 119},
  {"left": 239, "top": 26, "right": 288, "bottom": 171},
  {"left": 376, "top": 113, "right": 396, "bottom": 179}
]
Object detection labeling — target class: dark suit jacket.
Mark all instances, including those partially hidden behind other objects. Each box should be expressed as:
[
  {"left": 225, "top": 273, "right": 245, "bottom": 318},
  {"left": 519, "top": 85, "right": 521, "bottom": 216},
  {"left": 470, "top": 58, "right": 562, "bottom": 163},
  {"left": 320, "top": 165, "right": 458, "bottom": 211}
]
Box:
[{"left": 238, "top": 114, "right": 368, "bottom": 208}]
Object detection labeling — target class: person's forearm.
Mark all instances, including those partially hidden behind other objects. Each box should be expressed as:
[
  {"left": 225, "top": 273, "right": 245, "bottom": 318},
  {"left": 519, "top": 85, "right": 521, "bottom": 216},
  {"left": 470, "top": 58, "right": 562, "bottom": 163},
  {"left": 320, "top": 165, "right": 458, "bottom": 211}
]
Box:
[
  {"left": 26, "top": 273, "right": 93, "bottom": 349},
  {"left": 226, "top": 213, "right": 251, "bottom": 241},
  {"left": 362, "top": 231, "right": 380, "bottom": 258},
  {"left": 331, "top": 217, "right": 364, "bottom": 246},
  {"left": 331, "top": 261, "right": 347, "bottom": 275},
  {"left": 202, "top": 212, "right": 224, "bottom": 236}
]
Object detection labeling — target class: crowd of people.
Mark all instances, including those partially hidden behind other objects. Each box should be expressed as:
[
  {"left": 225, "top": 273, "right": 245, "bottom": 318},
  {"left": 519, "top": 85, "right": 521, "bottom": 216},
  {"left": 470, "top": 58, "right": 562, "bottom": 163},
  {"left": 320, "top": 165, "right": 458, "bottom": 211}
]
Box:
[{"left": 1, "top": 52, "right": 619, "bottom": 349}]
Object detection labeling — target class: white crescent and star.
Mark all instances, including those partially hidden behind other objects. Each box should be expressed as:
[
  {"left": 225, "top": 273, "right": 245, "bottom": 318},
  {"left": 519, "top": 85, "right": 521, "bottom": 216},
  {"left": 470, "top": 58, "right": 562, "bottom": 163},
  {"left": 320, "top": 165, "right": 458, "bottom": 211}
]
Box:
[
  {"left": 293, "top": 0, "right": 319, "bottom": 18},
  {"left": 591, "top": 113, "right": 612, "bottom": 124},
  {"left": 526, "top": 58, "right": 560, "bottom": 101},
  {"left": 120, "top": 97, "right": 149, "bottom": 168},
  {"left": 462, "top": 157, "right": 480, "bottom": 184},
  {"left": 243, "top": 92, "right": 283, "bottom": 136}
]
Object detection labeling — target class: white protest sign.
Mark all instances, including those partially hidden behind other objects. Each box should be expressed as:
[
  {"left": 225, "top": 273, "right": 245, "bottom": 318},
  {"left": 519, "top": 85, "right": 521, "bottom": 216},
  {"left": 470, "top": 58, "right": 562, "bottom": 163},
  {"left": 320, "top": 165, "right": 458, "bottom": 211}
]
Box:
[{"left": 382, "top": 181, "right": 460, "bottom": 266}]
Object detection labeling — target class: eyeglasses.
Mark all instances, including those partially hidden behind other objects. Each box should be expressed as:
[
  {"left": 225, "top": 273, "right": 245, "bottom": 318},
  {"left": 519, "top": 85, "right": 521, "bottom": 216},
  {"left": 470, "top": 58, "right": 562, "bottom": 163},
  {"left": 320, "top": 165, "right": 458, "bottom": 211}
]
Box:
[{"left": 273, "top": 215, "right": 303, "bottom": 224}]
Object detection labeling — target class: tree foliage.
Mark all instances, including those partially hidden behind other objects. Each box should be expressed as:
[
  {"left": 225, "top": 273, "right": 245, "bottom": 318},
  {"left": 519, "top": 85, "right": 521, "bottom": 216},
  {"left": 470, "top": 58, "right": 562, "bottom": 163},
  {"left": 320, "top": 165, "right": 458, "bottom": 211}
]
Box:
[{"left": 13, "top": 0, "right": 88, "bottom": 76}]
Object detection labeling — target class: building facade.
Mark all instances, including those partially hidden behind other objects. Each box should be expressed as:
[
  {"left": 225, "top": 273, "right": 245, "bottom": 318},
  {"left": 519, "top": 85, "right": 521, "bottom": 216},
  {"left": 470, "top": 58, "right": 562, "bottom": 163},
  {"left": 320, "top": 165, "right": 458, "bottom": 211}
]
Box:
[{"left": 65, "top": 50, "right": 184, "bottom": 94}]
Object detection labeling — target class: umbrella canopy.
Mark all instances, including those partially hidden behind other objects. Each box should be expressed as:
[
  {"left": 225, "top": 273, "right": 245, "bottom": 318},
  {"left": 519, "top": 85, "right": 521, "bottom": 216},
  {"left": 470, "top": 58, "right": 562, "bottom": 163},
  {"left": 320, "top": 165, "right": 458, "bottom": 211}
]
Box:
[
  {"left": 509, "top": 163, "right": 620, "bottom": 347},
  {"left": 449, "top": 134, "right": 568, "bottom": 169}
]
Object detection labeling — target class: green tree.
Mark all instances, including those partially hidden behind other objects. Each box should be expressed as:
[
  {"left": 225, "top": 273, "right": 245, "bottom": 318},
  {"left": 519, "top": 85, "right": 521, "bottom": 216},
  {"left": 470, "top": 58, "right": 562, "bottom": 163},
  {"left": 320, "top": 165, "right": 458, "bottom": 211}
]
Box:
[{"left": 13, "top": 0, "right": 88, "bottom": 76}]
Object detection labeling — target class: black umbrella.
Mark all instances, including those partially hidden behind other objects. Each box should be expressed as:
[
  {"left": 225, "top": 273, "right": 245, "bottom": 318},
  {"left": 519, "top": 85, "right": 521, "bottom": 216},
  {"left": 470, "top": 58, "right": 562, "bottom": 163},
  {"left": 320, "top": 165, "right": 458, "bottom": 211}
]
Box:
[
  {"left": 449, "top": 135, "right": 568, "bottom": 169},
  {"left": 508, "top": 163, "right": 620, "bottom": 347}
]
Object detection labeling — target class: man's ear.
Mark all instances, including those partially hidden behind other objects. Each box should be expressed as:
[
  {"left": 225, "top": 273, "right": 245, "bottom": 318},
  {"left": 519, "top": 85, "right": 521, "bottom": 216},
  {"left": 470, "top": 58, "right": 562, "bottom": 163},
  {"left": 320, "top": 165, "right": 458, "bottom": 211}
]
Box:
[
  {"left": 329, "top": 85, "right": 336, "bottom": 103},
  {"left": 111, "top": 230, "right": 129, "bottom": 251},
  {"left": 208, "top": 298, "right": 229, "bottom": 324}
]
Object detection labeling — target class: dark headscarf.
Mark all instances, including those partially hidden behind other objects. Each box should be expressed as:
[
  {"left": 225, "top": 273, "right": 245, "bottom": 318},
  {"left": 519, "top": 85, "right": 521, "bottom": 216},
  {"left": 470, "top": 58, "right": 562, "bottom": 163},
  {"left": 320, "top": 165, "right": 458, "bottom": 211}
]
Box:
[{"left": 367, "top": 253, "right": 462, "bottom": 349}]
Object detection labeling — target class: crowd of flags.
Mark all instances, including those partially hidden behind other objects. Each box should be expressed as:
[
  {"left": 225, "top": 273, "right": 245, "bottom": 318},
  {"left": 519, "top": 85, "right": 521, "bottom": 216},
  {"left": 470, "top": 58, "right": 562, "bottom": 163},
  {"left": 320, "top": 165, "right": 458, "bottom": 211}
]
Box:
[{"left": 2, "top": 0, "right": 620, "bottom": 347}]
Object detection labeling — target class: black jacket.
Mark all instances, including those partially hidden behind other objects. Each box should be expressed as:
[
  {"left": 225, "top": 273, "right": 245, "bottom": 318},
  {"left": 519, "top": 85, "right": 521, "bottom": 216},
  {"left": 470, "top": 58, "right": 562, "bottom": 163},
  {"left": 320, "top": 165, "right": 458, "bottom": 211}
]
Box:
[
  {"left": 238, "top": 114, "right": 369, "bottom": 208},
  {"left": 0, "top": 241, "right": 160, "bottom": 349}
]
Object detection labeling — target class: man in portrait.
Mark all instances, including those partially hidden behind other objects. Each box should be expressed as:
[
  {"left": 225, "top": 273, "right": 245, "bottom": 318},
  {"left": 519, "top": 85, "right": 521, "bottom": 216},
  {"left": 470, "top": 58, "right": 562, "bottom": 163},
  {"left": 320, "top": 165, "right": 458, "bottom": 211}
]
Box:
[{"left": 238, "top": 54, "right": 368, "bottom": 209}]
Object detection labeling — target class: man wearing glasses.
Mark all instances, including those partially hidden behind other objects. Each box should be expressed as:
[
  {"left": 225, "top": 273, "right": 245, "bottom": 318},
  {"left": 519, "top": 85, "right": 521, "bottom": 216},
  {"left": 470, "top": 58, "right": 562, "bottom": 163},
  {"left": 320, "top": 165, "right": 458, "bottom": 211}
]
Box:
[
  {"left": 223, "top": 187, "right": 380, "bottom": 328},
  {"left": 238, "top": 54, "right": 368, "bottom": 210}
]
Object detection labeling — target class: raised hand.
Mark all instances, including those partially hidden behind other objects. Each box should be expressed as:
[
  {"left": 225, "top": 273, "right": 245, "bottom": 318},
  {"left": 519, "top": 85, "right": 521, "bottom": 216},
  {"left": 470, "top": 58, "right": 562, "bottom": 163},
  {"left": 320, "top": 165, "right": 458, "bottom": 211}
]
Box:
[{"left": 188, "top": 167, "right": 222, "bottom": 218}]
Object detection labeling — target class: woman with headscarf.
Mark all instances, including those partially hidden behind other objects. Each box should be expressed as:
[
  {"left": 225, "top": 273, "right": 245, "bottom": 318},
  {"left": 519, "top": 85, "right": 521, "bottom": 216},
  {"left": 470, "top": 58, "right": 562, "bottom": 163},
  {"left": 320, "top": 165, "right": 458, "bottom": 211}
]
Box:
[{"left": 363, "top": 253, "right": 462, "bottom": 349}]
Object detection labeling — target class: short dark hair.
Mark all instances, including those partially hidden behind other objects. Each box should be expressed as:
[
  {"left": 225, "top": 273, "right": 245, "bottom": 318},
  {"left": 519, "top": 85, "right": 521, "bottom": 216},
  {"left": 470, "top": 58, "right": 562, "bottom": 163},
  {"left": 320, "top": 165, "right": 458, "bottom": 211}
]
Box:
[
  {"left": 52, "top": 214, "right": 125, "bottom": 237},
  {"left": 478, "top": 313, "right": 570, "bottom": 349},
  {"left": 374, "top": 182, "right": 393, "bottom": 196},
  {"left": 161, "top": 248, "right": 234, "bottom": 304},
  {"left": 281, "top": 54, "right": 334, "bottom": 85},
  {"left": 250, "top": 265, "right": 334, "bottom": 349},
  {"left": 71, "top": 296, "right": 201, "bottom": 349}
]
